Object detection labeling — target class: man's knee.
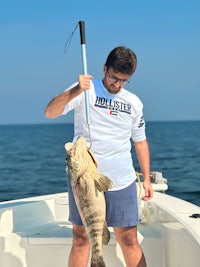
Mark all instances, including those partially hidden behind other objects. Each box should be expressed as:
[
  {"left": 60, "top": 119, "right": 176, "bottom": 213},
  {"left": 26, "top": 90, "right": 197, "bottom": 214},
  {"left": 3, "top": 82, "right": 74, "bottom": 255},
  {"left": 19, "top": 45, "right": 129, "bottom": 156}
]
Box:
[
  {"left": 114, "top": 226, "right": 139, "bottom": 247},
  {"left": 121, "top": 234, "right": 139, "bottom": 247},
  {"left": 72, "top": 225, "right": 90, "bottom": 247}
]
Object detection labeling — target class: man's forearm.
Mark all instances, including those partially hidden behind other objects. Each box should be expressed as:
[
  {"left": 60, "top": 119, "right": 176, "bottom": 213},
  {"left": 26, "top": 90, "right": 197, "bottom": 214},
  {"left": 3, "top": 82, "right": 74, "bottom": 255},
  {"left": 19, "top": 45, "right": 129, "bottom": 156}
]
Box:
[
  {"left": 134, "top": 139, "right": 151, "bottom": 182},
  {"left": 44, "top": 84, "right": 81, "bottom": 118}
]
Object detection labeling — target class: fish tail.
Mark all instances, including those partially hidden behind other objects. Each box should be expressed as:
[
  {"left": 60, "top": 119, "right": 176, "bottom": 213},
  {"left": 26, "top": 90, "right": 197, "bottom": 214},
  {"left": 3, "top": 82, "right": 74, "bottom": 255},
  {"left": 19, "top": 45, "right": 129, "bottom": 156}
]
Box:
[{"left": 91, "top": 255, "right": 106, "bottom": 267}]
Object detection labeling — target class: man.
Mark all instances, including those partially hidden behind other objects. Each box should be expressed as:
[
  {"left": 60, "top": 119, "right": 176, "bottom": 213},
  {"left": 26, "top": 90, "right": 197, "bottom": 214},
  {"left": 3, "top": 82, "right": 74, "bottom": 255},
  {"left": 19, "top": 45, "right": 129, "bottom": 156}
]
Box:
[{"left": 45, "top": 46, "right": 153, "bottom": 267}]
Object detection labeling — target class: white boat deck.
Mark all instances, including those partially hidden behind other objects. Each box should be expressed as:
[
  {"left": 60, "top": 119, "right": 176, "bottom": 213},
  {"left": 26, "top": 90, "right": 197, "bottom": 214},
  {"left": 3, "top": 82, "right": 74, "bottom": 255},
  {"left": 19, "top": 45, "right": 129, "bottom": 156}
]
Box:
[{"left": 0, "top": 192, "right": 200, "bottom": 267}]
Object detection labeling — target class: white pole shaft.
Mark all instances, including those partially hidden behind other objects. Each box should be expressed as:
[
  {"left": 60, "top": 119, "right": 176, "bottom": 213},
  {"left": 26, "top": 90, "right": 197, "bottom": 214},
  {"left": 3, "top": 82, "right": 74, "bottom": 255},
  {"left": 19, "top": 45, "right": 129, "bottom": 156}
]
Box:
[{"left": 81, "top": 44, "right": 90, "bottom": 125}]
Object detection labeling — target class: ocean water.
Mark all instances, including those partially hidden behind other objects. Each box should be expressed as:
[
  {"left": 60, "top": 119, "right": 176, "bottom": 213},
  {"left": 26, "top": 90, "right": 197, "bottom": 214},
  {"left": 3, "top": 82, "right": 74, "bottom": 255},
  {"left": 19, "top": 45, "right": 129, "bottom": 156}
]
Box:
[{"left": 0, "top": 121, "right": 199, "bottom": 206}]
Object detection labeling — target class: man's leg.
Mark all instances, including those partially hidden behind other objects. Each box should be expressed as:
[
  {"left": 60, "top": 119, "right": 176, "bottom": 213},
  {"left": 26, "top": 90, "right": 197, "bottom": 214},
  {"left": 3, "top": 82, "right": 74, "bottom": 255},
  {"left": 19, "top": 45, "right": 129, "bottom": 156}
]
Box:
[
  {"left": 114, "top": 226, "right": 146, "bottom": 267},
  {"left": 68, "top": 224, "right": 90, "bottom": 267}
]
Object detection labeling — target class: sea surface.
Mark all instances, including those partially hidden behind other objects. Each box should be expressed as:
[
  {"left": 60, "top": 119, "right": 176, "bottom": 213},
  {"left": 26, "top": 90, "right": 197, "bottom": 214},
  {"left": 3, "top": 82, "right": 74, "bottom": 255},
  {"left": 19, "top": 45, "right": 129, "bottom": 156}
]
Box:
[{"left": 0, "top": 121, "right": 200, "bottom": 206}]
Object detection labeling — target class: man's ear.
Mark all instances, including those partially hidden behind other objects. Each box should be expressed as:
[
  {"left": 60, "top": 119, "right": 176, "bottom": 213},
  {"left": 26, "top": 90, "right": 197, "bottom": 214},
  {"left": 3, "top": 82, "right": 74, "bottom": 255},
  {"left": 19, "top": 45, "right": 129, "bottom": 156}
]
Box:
[{"left": 103, "top": 65, "right": 107, "bottom": 74}]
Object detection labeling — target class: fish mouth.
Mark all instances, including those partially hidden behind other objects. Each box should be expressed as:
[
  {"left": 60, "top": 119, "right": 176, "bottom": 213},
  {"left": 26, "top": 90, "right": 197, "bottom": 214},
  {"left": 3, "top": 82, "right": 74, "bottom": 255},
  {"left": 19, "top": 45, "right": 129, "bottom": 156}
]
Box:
[
  {"left": 65, "top": 136, "right": 89, "bottom": 158},
  {"left": 65, "top": 142, "right": 74, "bottom": 156}
]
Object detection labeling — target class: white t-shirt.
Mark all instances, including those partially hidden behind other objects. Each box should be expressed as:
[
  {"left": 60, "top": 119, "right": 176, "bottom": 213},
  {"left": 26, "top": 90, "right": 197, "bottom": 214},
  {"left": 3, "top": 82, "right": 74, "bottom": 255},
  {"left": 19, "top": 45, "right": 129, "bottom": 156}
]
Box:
[{"left": 62, "top": 79, "right": 146, "bottom": 191}]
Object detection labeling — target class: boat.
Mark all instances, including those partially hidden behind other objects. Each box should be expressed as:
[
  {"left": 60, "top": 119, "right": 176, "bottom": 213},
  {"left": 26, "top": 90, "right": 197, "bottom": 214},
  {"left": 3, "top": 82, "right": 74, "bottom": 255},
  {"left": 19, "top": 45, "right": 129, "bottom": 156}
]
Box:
[{"left": 0, "top": 172, "right": 200, "bottom": 267}]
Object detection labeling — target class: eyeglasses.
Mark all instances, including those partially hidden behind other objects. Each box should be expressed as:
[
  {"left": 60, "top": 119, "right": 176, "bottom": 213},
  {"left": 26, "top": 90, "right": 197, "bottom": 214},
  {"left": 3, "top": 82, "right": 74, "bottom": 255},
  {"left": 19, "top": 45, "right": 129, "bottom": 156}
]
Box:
[{"left": 106, "top": 70, "right": 130, "bottom": 85}]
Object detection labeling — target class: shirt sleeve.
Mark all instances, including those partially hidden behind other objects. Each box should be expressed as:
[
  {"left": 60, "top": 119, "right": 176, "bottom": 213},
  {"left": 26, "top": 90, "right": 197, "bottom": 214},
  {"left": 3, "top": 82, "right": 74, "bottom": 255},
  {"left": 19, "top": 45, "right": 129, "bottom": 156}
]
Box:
[{"left": 131, "top": 101, "right": 146, "bottom": 142}]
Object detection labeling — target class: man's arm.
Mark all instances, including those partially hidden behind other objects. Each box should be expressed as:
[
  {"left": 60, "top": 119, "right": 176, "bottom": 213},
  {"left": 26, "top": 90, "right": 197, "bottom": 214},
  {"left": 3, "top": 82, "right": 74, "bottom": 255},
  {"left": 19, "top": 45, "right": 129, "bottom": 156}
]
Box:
[
  {"left": 134, "top": 139, "right": 153, "bottom": 201},
  {"left": 44, "top": 75, "right": 92, "bottom": 118}
]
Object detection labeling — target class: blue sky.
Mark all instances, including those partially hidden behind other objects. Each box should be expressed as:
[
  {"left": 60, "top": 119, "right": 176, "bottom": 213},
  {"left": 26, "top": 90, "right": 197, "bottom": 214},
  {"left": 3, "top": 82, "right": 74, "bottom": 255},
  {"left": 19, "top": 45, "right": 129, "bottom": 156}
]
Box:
[{"left": 1, "top": 0, "right": 200, "bottom": 124}]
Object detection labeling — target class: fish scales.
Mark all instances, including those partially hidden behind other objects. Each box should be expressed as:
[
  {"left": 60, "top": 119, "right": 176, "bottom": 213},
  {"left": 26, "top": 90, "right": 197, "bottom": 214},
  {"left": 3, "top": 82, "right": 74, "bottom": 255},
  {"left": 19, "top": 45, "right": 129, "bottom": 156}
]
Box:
[{"left": 65, "top": 136, "right": 113, "bottom": 267}]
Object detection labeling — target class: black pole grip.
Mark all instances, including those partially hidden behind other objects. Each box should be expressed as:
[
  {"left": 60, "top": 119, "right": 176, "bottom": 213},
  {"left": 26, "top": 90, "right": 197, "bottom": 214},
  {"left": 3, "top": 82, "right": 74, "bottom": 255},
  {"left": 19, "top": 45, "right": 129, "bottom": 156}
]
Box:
[{"left": 79, "top": 21, "right": 86, "bottom": 44}]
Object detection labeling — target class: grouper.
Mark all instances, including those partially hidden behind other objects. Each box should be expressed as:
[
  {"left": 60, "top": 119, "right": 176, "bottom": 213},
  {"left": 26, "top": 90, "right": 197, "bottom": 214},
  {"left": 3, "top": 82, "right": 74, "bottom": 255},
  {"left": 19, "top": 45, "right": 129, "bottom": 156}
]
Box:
[{"left": 65, "top": 136, "right": 113, "bottom": 267}]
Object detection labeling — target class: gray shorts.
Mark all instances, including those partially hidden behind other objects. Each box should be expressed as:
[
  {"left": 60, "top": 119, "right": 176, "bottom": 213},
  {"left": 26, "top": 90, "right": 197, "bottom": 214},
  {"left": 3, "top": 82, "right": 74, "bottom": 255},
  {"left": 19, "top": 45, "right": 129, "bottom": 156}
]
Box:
[{"left": 67, "top": 178, "right": 139, "bottom": 227}]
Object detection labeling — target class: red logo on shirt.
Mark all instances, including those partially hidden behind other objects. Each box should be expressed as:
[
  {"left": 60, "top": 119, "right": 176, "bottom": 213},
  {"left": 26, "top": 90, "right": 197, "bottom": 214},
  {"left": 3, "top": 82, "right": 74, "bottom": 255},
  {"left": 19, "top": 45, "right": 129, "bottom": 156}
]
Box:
[{"left": 109, "top": 110, "right": 118, "bottom": 116}]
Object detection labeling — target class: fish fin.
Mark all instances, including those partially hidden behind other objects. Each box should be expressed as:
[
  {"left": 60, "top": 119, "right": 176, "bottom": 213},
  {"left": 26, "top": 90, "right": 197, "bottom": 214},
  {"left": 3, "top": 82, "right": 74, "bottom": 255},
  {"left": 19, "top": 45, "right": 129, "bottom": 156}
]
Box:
[
  {"left": 87, "top": 149, "right": 98, "bottom": 167},
  {"left": 91, "top": 255, "right": 106, "bottom": 267},
  {"left": 102, "top": 223, "right": 110, "bottom": 245},
  {"left": 94, "top": 174, "right": 113, "bottom": 192}
]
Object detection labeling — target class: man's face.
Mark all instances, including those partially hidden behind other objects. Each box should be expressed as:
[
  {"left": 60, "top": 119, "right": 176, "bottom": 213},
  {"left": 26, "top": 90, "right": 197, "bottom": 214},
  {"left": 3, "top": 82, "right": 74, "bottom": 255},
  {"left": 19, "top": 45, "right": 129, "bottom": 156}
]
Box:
[{"left": 102, "top": 66, "right": 130, "bottom": 94}]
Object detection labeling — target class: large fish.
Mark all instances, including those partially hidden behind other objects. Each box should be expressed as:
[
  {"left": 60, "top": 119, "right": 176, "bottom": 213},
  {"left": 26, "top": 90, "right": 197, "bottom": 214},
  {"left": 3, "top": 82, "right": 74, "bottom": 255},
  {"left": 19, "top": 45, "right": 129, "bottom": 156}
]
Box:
[{"left": 65, "top": 136, "right": 113, "bottom": 267}]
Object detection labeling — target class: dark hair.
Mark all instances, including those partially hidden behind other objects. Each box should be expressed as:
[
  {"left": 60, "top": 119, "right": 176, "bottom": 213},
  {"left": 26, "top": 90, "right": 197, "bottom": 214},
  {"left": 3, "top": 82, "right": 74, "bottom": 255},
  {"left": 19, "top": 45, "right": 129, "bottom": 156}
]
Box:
[{"left": 105, "top": 46, "right": 137, "bottom": 75}]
